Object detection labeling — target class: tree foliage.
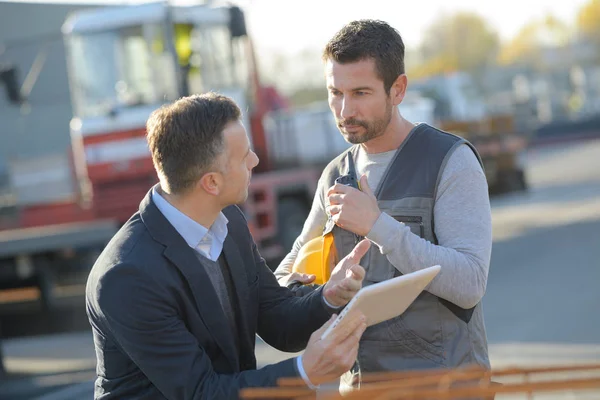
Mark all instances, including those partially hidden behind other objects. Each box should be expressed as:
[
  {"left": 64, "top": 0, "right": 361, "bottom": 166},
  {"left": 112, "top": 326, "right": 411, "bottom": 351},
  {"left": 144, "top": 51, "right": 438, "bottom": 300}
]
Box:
[
  {"left": 498, "top": 15, "right": 570, "bottom": 67},
  {"left": 409, "top": 12, "right": 499, "bottom": 79},
  {"left": 577, "top": 0, "right": 600, "bottom": 42}
]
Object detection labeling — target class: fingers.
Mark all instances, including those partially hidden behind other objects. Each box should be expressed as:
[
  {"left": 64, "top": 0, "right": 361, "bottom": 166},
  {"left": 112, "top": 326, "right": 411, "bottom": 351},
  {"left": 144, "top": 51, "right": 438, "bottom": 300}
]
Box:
[
  {"left": 340, "top": 271, "right": 362, "bottom": 293},
  {"left": 337, "top": 318, "right": 367, "bottom": 361},
  {"left": 284, "top": 272, "right": 315, "bottom": 286},
  {"left": 323, "top": 310, "right": 366, "bottom": 345},
  {"left": 324, "top": 284, "right": 354, "bottom": 304},
  {"left": 328, "top": 204, "right": 341, "bottom": 216},
  {"left": 324, "top": 313, "right": 367, "bottom": 376},
  {"left": 328, "top": 326, "right": 364, "bottom": 375},
  {"left": 344, "top": 239, "right": 371, "bottom": 264},
  {"left": 340, "top": 317, "right": 367, "bottom": 350},
  {"left": 328, "top": 193, "right": 345, "bottom": 205},
  {"left": 359, "top": 174, "right": 374, "bottom": 196},
  {"left": 329, "top": 243, "right": 369, "bottom": 279},
  {"left": 324, "top": 270, "right": 363, "bottom": 307},
  {"left": 326, "top": 183, "right": 351, "bottom": 197},
  {"left": 331, "top": 284, "right": 359, "bottom": 303},
  {"left": 295, "top": 273, "right": 316, "bottom": 284},
  {"left": 348, "top": 264, "right": 366, "bottom": 281}
]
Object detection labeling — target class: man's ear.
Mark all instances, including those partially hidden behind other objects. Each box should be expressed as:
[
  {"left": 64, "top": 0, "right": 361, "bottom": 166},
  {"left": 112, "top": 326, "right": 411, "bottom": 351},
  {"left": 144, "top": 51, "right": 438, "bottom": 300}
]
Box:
[
  {"left": 390, "top": 74, "right": 408, "bottom": 106},
  {"left": 197, "top": 172, "right": 222, "bottom": 196}
]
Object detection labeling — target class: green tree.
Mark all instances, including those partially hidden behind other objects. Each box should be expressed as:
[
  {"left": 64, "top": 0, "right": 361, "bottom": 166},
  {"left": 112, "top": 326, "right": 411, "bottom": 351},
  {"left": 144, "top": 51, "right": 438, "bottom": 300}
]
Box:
[
  {"left": 409, "top": 12, "right": 499, "bottom": 79},
  {"left": 577, "top": 0, "right": 600, "bottom": 44},
  {"left": 498, "top": 15, "right": 570, "bottom": 67}
]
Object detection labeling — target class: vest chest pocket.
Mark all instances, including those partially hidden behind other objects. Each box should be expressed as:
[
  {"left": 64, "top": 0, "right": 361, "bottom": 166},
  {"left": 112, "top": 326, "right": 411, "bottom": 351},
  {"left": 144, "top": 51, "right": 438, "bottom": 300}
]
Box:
[{"left": 392, "top": 215, "right": 425, "bottom": 238}]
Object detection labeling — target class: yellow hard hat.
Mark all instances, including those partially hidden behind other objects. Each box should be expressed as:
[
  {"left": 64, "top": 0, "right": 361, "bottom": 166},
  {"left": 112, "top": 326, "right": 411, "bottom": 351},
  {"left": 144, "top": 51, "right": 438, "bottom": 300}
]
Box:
[{"left": 291, "top": 232, "right": 336, "bottom": 285}]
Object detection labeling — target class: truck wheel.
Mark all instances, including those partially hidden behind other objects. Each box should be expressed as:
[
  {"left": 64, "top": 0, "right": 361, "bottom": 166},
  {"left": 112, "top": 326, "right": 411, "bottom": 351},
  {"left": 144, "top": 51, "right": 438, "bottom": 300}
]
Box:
[
  {"left": 36, "top": 270, "right": 56, "bottom": 311},
  {"left": 505, "top": 170, "right": 528, "bottom": 193},
  {"left": 277, "top": 198, "right": 309, "bottom": 254},
  {"left": 0, "top": 324, "right": 5, "bottom": 379},
  {"left": 516, "top": 170, "right": 528, "bottom": 191},
  {"left": 495, "top": 169, "right": 527, "bottom": 194},
  {"left": 0, "top": 347, "right": 5, "bottom": 379}
]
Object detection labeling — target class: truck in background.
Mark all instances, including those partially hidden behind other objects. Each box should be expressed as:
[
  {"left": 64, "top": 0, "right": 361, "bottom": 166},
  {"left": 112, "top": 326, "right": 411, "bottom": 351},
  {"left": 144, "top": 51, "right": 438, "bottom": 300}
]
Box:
[
  {"left": 0, "top": 2, "right": 528, "bottom": 314},
  {"left": 397, "top": 91, "right": 528, "bottom": 194},
  {"left": 438, "top": 115, "right": 528, "bottom": 194},
  {"left": 0, "top": 2, "right": 349, "bottom": 312}
]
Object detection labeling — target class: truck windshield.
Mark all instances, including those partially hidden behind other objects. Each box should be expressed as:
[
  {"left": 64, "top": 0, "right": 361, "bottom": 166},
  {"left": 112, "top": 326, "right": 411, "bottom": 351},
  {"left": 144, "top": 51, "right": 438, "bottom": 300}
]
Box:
[
  {"left": 67, "top": 23, "right": 242, "bottom": 118},
  {"left": 68, "top": 25, "right": 169, "bottom": 117}
]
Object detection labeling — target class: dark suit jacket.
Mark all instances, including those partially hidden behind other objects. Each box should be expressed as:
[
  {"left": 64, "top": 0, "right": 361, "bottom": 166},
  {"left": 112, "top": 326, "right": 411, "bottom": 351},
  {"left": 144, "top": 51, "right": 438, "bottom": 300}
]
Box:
[{"left": 86, "top": 190, "right": 333, "bottom": 399}]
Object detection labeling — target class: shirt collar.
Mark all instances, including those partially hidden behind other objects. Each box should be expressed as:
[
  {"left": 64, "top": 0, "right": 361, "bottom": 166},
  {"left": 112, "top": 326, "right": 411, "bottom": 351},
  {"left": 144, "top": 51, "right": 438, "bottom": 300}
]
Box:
[
  {"left": 151, "top": 186, "right": 228, "bottom": 249},
  {"left": 211, "top": 212, "right": 229, "bottom": 244}
]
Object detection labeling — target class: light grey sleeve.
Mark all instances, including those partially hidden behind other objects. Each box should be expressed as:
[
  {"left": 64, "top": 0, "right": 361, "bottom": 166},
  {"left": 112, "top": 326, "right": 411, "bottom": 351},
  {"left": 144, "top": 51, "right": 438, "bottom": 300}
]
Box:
[
  {"left": 366, "top": 144, "right": 492, "bottom": 309},
  {"left": 274, "top": 178, "right": 329, "bottom": 285}
]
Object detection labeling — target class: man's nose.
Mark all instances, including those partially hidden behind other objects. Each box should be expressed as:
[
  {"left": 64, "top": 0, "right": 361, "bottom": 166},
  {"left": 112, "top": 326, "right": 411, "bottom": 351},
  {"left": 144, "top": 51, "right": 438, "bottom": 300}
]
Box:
[{"left": 340, "top": 97, "right": 355, "bottom": 120}]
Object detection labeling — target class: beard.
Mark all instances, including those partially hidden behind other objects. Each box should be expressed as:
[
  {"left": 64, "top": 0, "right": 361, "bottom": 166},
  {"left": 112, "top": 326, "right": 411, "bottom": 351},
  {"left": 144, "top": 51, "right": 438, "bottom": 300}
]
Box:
[{"left": 337, "top": 101, "right": 393, "bottom": 144}]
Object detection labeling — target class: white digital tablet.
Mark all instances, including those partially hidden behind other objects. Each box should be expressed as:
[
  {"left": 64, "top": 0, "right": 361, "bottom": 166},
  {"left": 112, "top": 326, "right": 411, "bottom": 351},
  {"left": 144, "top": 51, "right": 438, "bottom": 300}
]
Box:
[{"left": 320, "top": 265, "right": 441, "bottom": 340}]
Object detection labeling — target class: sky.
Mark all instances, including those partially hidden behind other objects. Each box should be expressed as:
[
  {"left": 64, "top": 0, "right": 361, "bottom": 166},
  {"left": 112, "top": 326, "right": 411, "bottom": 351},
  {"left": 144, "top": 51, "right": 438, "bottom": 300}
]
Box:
[
  {"left": 2, "top": 0, "right": 591, "bottom": 90},
  {"left": 242, "top": 0, "right": 590, "bottom": 54},
  {"left": 2, "top": 0, "right": 591, "bottom": 53},
  {"left": 242, "top": 0, "right": 591, "bottom": 89}
]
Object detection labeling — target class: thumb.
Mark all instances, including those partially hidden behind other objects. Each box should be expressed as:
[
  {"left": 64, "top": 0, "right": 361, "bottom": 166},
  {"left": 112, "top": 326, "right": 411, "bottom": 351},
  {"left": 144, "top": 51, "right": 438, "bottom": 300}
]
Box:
[
  {"left": 359, "top": 174, "right": 374, "bottom": 197},
  {"left": 345, "top": 239, "right": 371, "bottom": 265}
]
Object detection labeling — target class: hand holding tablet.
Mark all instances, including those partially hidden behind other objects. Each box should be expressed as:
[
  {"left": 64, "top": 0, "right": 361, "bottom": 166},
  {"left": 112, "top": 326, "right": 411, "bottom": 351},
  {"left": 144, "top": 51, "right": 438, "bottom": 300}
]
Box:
[{"left": 321, "top": 265, "right": 441, "bottom": 340}]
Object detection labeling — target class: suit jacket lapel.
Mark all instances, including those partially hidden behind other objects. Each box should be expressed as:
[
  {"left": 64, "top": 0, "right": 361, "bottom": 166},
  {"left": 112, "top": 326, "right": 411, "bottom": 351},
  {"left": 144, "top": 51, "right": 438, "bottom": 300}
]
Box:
[
  {"left": 139, "top": 187, "right": 239, "bottom": 371},
  {"left": 163, "top": 246, "right": 239, "bottom": 370},
  {"left": 221, "top": 235, "right": 254, "bottom": 359}
]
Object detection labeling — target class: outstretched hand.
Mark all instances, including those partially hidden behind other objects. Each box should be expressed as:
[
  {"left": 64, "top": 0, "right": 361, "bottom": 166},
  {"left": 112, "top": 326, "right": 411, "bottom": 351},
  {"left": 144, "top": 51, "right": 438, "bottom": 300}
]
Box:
[{"left": 323, "top": 239, "right": 370, "bottom": 308}]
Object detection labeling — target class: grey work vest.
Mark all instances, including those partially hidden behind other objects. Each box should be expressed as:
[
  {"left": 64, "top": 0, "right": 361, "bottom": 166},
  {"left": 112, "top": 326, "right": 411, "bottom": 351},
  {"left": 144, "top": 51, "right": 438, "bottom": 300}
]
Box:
[{"left": 320, "top": 124, "right": 490, "bottom": 377}]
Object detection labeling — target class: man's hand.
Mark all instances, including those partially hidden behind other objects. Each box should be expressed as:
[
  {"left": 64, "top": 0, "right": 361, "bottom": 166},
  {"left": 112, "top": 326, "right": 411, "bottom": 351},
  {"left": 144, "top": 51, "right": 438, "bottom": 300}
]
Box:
[
  {"left": 279, "top": 272, "right": 316, "bottom": 287},
  {"left": 327, "top": 175, "right": 381, "bottom": 236},
  {"left": 323, "top": 239, "right": 370, "bottom": 308},
  {"left": 302, "top": 311, "right": 367, "bottom": 386}
]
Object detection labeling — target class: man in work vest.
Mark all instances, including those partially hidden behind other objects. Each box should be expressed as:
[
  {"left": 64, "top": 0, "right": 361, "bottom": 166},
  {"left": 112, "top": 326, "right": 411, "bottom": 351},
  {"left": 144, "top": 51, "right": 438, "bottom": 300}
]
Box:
[{"left": 275, "top": 19, "right": 493, "bottom": 384}]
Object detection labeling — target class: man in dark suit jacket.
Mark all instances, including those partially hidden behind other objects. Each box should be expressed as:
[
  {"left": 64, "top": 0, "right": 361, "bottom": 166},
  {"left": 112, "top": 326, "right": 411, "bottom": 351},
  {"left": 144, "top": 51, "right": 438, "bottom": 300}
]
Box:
[{"left": 86, "top": 93, "right": 369, "bottom": 399}]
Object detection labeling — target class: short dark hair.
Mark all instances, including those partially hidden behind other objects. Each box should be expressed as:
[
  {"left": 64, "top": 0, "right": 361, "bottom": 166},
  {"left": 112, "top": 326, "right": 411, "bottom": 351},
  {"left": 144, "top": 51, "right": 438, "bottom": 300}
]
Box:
[
  {"left": 146, "top": 93, "right": 241, "bottom": 194},
  {"left": 323, "top": 20, "right": 405, "bottom": 94}
]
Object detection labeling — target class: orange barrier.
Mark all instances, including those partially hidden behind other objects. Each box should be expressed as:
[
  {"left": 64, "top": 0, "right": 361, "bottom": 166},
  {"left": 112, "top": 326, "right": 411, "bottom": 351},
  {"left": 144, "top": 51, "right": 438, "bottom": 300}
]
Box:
[{"left": 240, "top": 363, "right": 600, "bottom": 399}]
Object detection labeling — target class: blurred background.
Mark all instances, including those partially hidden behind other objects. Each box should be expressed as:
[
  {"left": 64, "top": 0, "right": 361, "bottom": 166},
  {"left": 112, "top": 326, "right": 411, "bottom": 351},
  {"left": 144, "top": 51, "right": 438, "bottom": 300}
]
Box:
[{"left": 0, "top": 0, "right": 599, "bottom": 398}]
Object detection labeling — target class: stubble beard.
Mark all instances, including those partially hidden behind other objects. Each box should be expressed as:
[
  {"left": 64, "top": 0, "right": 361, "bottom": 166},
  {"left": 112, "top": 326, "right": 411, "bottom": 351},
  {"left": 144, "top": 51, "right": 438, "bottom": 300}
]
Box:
[{"left": 338, "top": 102, "right": 393, "bottom": 145}]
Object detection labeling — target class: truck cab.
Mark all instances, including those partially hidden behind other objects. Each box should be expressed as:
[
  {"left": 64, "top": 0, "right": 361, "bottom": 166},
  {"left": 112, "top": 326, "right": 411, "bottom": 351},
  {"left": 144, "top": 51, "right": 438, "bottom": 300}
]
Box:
[{"left": 62, "top": 2, "right": 255, "bottom": 223}]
